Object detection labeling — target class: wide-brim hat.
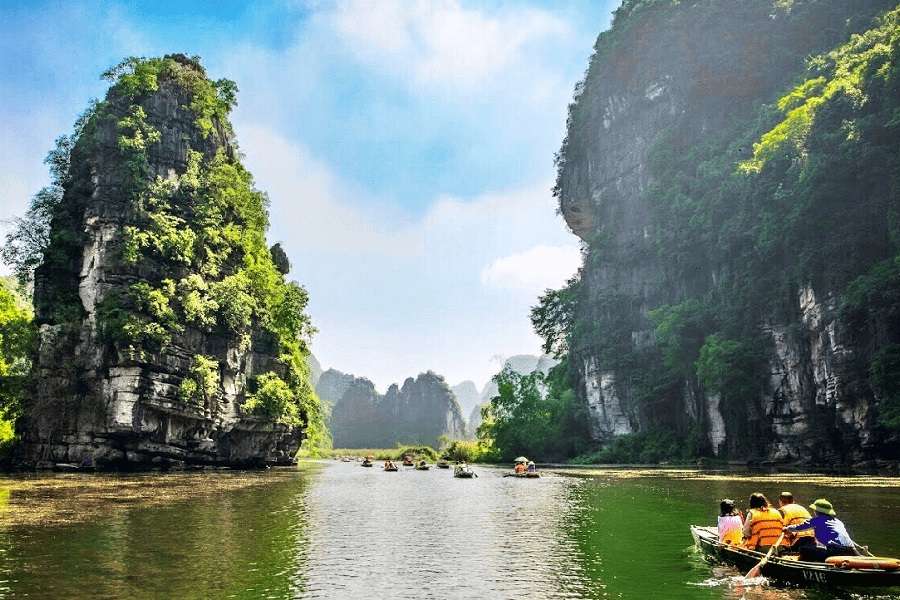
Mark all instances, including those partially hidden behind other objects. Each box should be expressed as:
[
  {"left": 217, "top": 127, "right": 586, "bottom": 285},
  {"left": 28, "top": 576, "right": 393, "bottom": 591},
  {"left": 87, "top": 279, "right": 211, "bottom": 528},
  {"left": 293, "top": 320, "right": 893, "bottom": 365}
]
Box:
[{"left": 809, "top": 498, "right": 836, "bottom": 516}]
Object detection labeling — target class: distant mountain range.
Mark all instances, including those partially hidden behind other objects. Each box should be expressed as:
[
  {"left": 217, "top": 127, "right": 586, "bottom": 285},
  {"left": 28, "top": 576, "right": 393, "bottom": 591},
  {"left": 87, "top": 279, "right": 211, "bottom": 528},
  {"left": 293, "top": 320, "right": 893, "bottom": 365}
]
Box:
[{"left": 310, "top": 354, "right": 556, "bottom": 445}]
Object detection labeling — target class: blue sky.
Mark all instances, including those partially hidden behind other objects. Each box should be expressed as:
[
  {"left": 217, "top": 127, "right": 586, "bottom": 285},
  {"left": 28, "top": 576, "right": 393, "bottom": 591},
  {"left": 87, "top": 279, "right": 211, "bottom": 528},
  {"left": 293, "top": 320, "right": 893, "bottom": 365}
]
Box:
[{"left": 0, "top": 0, "right": 618, "bottom": 390}]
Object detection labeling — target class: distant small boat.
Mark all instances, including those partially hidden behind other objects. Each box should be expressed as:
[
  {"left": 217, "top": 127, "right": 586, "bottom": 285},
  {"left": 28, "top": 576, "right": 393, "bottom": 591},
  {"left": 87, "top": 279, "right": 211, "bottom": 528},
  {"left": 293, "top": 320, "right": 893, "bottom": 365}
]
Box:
[
  {"left": 415, "top": 463, "right": 431, "bottom": 470},
  {"left": 454, "top": 465, "right": 476, "bottom": 478},
  {"left": 341, "top": 457, "right": 352, "bottom": 462},
  {"left": 383, "top": 465, "right": 398, "bottom": 472},
  {"left": 437, "top": 460, "right": 450, "bottom": 469},
  {"left": 504, "top": 472, "right": 540, "bottom": 478},
  {"left": 361, "top": 460, "right": 374, "bottom": 467}
]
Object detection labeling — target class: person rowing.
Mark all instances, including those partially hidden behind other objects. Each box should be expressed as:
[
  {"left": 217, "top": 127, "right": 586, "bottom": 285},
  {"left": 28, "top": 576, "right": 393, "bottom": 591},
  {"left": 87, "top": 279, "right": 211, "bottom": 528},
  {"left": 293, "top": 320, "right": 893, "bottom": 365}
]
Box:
[{"left": 783, "top": 498, "right": 860, "bottom": 562}]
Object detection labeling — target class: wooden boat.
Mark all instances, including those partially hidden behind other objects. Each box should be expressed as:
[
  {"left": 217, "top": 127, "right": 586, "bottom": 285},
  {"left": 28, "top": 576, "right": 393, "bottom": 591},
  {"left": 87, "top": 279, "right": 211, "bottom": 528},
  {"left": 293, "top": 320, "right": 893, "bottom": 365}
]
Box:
[
  {"left": 503, "top": 472, "right": 540, "bottom": 478},
  {"left": 361, "top": 460, "right": 374, "bottom": 467},
  {"left": 415, "top": 464, "right": 431, "bottom": 470},
  {"left": 691, "top": 525, "right": 900, "bottom": 587},
  {"left": 383, "top": 465, "right": 398, "bottom": 472},
  {"left": 454, "top": 465, "right": 476, "bottom": 478},
  {"left": 437, "top": 460, "right": 450, "bottom": 469}
]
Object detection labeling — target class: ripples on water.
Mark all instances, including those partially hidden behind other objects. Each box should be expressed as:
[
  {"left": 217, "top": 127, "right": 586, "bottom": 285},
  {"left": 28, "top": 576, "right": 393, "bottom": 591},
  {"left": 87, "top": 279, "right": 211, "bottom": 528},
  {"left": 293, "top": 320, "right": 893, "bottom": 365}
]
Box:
[
  {"left": 0, "top": 463, "right": 898, "bottom": 599},
  {"left": 294, "top": 465, "right": 593, "bottom": 599}
]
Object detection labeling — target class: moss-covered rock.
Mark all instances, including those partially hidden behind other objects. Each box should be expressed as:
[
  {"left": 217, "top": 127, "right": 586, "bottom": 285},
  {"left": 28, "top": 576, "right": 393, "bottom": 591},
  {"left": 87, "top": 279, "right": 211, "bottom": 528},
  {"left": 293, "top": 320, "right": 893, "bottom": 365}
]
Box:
[{"left": 15, "top": 54, "right": 322, "bottom": 469}]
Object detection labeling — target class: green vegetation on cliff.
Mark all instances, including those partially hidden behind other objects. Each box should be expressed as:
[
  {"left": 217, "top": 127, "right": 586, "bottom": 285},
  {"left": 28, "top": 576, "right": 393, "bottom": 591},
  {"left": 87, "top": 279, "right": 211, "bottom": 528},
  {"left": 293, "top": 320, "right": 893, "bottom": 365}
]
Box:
[
  {"left": 4, "top": 55, "right": 325, "bottom": 452},
  {"left": 0, "top": 280, "right": 34, "bottom": 456},
  {"left": 534, "top": 3, "right": 900, "bottom": 463}
]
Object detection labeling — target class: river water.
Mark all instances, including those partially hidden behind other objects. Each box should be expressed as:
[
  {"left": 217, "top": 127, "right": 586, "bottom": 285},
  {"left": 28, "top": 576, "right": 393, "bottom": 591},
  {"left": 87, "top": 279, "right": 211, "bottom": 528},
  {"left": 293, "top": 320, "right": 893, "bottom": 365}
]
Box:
[{"left": 0, "top": 462, "right": 898, "bottom": 599}]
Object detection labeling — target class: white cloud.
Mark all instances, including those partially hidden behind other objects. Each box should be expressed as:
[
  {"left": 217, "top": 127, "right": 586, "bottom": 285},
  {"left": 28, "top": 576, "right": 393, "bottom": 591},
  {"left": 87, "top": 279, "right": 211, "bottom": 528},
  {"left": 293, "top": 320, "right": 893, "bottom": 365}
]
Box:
[
  {"left": 331, "top": 0, "right": 568, "bottom": 90},
  {"left": 237, "top": 125, "right": 574, "bottom": 390},
  {"left": 480, "top": 244, "right": 581, "bottom": 295}
]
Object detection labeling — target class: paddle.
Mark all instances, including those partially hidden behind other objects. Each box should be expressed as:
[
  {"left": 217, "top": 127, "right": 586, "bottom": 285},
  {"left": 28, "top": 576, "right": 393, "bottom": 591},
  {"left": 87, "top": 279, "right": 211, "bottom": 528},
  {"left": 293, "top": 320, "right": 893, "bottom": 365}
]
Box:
[{"left": 745, "top": 532, "right": 785, "bottom": 579}]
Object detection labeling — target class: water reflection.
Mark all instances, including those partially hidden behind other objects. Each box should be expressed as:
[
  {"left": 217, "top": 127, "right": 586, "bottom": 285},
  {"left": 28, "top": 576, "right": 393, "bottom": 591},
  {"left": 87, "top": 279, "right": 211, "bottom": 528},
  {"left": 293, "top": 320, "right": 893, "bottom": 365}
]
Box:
[
  {"left": 0, "top": 465, "right": 897, "bottom": 599},
  {"left": 294, "top": 463, "right": 598, "bottom": 599}
]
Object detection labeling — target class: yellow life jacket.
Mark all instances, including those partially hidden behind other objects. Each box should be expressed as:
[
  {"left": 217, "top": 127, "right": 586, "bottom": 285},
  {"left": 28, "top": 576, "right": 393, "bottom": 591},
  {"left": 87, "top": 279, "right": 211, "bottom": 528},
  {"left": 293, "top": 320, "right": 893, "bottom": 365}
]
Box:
[
  {"left": 745, "top": 508, "right": 784, "bottom": 549},
  {"left": 780, "top": 503, "right": 815, "bottom": 539}
]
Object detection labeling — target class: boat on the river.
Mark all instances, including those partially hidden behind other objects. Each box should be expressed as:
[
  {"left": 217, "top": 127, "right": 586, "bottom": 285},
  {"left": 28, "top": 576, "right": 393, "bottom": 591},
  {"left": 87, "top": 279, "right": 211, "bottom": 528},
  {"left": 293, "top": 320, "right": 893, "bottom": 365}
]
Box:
[
  {"left": 415, "top": 461, "right": 431, "bottom": 470},
  {"left": 437, "top": 459, "right": 450, "bottom": 469},
  {"left": 401, "top": 455, "right": 414, "bottom": 466},
  {"left": 383, "top": 465, "right": 398, "bottom": 472},
  {"left": 454, "top": 464, "right": 476, "bottom": 478},
  {"left": 691, "top": 525, "right": 900, "bottom": 587},
  {"left": 361, "top": 456, "right": 374, "bottom": 467},
  {"left": 503, "top": 472, "right": 540, "bottom": 478}
]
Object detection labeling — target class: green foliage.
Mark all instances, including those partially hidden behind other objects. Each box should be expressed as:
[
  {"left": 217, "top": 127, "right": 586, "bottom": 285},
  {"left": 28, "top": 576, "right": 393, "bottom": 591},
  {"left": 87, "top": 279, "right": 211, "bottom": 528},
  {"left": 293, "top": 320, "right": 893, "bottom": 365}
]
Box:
[
  {"left": 571, "top": 429, "right": 696, "bottom": 465},
  {"left": 0, "top": 282, "right": 35, "bottom": 448},
  {"left": 177, "top": 274, "right": 218, "bottom": 330},
  {"left": 649, "top": 299, "right": 710, "bottom": 376},
  {"left": 478, "top": 360, "right": 591, "bottom": 462},
  {"left": 695, "top": 334, "right": 757, "bottom": 398},
  {"left": 531, "top": 275, "right": 581, "bottom": 358},
  {"left": 441, "top": 439, "right": 499, "bottom": 463},
  {"left": 871, "top": 344, "right": 900, "bottom": 430},
  {"left": 179, "top": 355, "right": 220, "bottom": 407},
  {"left": 315, "top": 445, "right": 441, "bottom": 461},
  {"left": 102, "top": 55, "right": 237, "bottom": 137},
  {"left": 242, "top": 372, "right": 299, "bottom": 425}
]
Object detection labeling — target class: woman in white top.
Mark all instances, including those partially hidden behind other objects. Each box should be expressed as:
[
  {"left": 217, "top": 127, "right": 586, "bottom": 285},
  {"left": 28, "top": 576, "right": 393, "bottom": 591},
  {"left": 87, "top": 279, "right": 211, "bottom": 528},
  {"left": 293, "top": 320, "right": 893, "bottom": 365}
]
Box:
[{"left": 718, "top": 498, "right": 743, "bottom": 545}]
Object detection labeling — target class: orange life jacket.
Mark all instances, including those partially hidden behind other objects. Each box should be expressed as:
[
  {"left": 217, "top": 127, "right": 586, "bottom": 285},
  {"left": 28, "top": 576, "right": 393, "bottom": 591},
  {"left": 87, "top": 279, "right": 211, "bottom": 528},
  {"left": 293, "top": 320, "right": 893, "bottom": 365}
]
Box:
[
  {"left": 745, "top": 508, "right": 784, "bottom": 549},
  {"left": 780, "top": 503, "right": 814, "bottom": 539}
]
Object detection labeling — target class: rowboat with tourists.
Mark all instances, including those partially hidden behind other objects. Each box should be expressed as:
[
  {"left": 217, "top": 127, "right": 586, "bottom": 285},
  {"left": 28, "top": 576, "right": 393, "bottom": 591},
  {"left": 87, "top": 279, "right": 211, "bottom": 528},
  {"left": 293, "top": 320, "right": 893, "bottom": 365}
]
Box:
[
  {"left": 503, "top": 456, "right": 540, "bottom": 478},
  {"left": 361, "top": 456, "right": 374, "bottom": 467},
  {"left": 383, "top": 460, "right": 398, "bottom": 471},
  {"left": 415, "top": 460, "right": 431, "bottom": 470},
  {"left": 693, "top": 493, "right": 900, "bottom": 588},
  {"left": 692, "top": 526, "right": 900, "bottom": 587},
  {"left": 401, "top": 455, "right": 414, "bottom": 467},
  {"left": 436, "top": 459, "right": 450, "bottom": 469}
]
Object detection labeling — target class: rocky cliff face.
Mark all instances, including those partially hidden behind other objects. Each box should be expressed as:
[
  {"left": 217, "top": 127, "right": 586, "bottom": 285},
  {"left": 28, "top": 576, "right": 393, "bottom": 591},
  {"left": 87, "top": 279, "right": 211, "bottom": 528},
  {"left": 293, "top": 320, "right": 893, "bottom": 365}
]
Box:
[
  {"left": 328, "top": 370, "right": 466, "bottom": 448},
  {"left": 554, "top": 1, "right": 900, "bottom": 467},
  {"left": 15, "top": 55, "right": 318, "bottom": 469}
]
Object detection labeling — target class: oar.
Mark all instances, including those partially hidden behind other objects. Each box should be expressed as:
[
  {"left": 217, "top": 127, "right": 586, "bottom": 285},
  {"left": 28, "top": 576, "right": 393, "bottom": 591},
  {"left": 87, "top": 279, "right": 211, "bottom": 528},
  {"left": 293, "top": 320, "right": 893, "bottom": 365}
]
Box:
[
  {"left": 745, "top": 532, "right": 785, "bottom": 579},
  {"left": 853, "top": 542, "right": 874, "bottom": 557}
]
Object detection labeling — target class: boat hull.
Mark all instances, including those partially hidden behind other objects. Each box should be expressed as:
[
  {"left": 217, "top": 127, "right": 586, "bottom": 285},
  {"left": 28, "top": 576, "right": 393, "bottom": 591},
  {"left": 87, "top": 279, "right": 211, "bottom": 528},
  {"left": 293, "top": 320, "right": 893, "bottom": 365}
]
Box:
[{"left": 691, "top": 525, "right": 900, "bottom": 588}]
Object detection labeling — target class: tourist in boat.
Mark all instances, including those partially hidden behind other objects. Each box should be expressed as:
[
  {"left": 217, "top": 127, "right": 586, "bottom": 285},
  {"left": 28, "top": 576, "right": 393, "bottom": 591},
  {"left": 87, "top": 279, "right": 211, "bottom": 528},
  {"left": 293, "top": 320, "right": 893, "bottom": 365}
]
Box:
[
  {"left": 742, "top": 492, "right": 784, "bottom": 551},
  {"left": 717, "top": 498, "right": 743, "bottom": 545},
  {"left": 777, "top": 491, "right": 816, "bottom": 551},
  {"left": 514, "top": 461, "right": 527, "bottom": 474},
  {"left": 783, "top": 498, "right": 860, "bottom": 561},
  {"left": 527, "top": 461, "right": 536, "bottom": 473}
]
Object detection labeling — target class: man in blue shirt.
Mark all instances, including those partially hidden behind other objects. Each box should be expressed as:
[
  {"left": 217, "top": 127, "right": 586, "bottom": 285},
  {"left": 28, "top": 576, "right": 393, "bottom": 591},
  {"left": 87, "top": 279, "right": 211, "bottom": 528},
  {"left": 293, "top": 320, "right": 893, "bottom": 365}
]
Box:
[{"left": 783, "top": 498, "right": 860, "bottom": 562}]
